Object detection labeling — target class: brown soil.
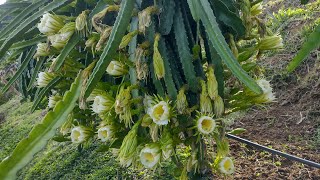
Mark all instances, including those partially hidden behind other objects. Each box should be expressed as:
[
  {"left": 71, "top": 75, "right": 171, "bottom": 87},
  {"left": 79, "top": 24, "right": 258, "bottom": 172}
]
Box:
[{"left": 226, "top": 0, "right": 320, "bottom": 179}]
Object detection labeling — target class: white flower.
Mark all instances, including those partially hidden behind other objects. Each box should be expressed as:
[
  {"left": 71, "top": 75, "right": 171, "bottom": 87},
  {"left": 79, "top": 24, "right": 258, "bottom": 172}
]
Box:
[
  {"left": 140, "top": 144, "right": 161, "bottom": 168},
  {"left": 34, "top": 43, "right": 50, "bottom": 58},
  {"left": 48, "top": 94, "right": 62, "bottom": 108},
  {"left": 97, "top": 126, "right": 114, "bottom": 142},
  {"left": 197, "top": 116, "right": 216, "bottom": 135},
  {"left": 148, "top": 101, "right": 170, "bottom": 125},
  {"left": 37, "top": 72, "right": 54, "bottom": 88},
  {"left": 37, "top": 13, "right": 64, "bottom": 35},
  {"left": 48, "top": 31, "right": 73, "bottom": 49},
  {"left": 219, "top": 157, "right": 235, "bottom": 175},
  {"left": 106, "top": 61, "right": 128, "bottom": 76},
  {"left": 70, "top": 126, "right": 91, "bottom": 143},
  {"left": 91, "top": 95, "right": 114, "bottom": 114},
  {"left": 256, "top": 79, "right": 276, "bottom": 103}
]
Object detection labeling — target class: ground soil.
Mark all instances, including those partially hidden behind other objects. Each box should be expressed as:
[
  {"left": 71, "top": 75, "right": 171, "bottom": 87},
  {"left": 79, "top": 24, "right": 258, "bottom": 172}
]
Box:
[{"left": 227, "top": 0, "right": 320, "bottom": 179}]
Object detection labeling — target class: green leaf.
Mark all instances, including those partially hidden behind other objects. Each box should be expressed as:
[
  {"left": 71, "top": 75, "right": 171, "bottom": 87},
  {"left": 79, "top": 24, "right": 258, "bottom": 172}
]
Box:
[
  {"left": 0, "top": 0, "right": 71, "bottom": 58},
  {"left": 189, "top": 0, "right": 262, "bottom": 94},
  {"left": 27, "top": 58, "right": 45, "bottom": 90},
  {"left": 84, "top": 0, "right": 135, "bottom": 98},
  {"left": 287, "top": 25, "right": 320, "bottom": 73},
  {"left": 0, "top": 72, "right": 83, "bottom": 180},
  {"left": 51, "top": 34, "right": 81, "bottom": 72},
  {"left": 31, "top": 77, "right": 62, "bottom": 112},
  {"left": 0, "top": 1, "right": 47, "bottom": 40},
  {"left": 1, "top": 46, "right": 36, "bottom": 93},
  {"left": 173, "top": 5, "right": 197, "bottom": 92},
  {"left": 10, "top": 36, "right": 46, "bottom": 50}
]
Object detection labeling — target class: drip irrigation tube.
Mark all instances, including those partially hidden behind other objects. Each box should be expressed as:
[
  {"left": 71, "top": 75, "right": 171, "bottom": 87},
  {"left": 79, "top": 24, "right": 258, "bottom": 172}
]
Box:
[{"left": 226, "top": 134, "right": 320, "bottom": 169}]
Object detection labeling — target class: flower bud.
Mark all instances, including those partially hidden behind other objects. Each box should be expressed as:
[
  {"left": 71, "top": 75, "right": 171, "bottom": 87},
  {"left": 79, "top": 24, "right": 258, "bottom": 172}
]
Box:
[
  {"left": 48, "top": 22, "right": 75, "bottom": 49},
  {"left": 34, "top": 43, "right": 50, "bottom": 58},
  {"left": 97, "top": 125, "right": 115, "bottom": 142},
  {"left": 177, "top": 87, "right": 188, "bottom": 114},
  {"left": 91, "top": 94, "right": 114, "bottom": 115},
  {"left": 76, "top": 11, "right": 88, "bottom": 36},
  {"left": 257, "top": 35, "right": 283, "bottom": 50},
  {"left": 140, "top": 143, "right": 161, "bottom": 169},
  {"left": 196, "top": 115, "right": 216, "bottom": 135},
  {"left": 48, "top": 94, "right": 62, "bottom": 109},
  {"left": 115, "top": 85, "right": 132, "bottom": 127},
  {"left": 218, "top": 157, "right": 235, "bottom": 175},
  {"left": 37, "top": 13, "right": 64, "bottom": 35},
  {"left": 70, "top": 126, "right": 92, "bottom": 143},
  {"left": 153, "top": 34, "right": 165, "bottom": 79},
  {"left": 106, "top": 60, "right": 128, "bottom": 76},
  {"left": 148, "top": 100, "right": 171, "bottom": 125},
  {"left": 214, "top": 95, "right": 224, "bottom": 117},
  {"left": 206, "top": 66, "right": 219, "bottom": 100},
  {"left": 251, "top": 3, "right": 263, "bottom": 16},
  {"left": 37, "top": 72, "right": 54, "bottom": 88},
  {"left": 200, "top": 80, "right": 213, "bottom": 114},
  {"left": 141, "top": 114, "right": 153, "bottom": 127},
  {"left": 119, "top": 30, "right": 139, "bottom": 49}
]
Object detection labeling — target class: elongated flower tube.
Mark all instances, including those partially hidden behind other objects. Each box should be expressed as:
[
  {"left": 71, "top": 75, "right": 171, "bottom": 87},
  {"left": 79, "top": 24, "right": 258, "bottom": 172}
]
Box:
[
  {"left": 218, "top": 157, "right": 235, "bottom": 175},
  {"left": 70, "top": 126, "right": 92, "bottom": 143},
  {"left": 37, "top": 72, "right": 54, "bottom": 88},
  {"left": 207, "top": 66, "right": 219, "bottom": 100},
  {"left": 48, "top": 94, "right": 62, "bottom": 109},
  {"left": 106, "top": 61, "right": 128, "bottom": 76},
  {"left": 197, "top": 116, "right": 216, "bottom": 135},
  {"left": 257, "top": 35, "right": 283, "bottom": 50},
  {"left": 153, "top": 33, "right": 165, "bottom": 79},
  {"left": 140, "top": 144, "right": 161, "bottom": 169},
  {"left": 119, "top": 30, "right": 139, "bottom": 49},
  {"left": 97, "top": 125, "right": 115, "bottom": 142},
  {"left": 118, "top": 120, "right": 141, "bottom": 167},
  {"left": 34, "top": 43, "right": 50, "bottom": 58},
  {"left": 48, "top": 22, "right": 75, "bottom": 49},
  {"left": 91, "top": 94, "right": 114, "bottom": 115},
  {"left": 148, "top": 100, "right": 171, "bottom": 125},
  {"left": 37, "top": 13, "right": 64, "bottom": 35},
  {"left": 214, "top": 95, "right": 224, "bottom": 117}
]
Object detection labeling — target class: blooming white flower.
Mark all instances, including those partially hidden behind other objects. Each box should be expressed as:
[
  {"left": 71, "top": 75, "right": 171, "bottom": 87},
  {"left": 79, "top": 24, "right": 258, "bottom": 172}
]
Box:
[
  {"left": 140, "top": 144, "right": 161, "bottom": 168},
  {"left": 48, "top": 32, "right": 73, "bottom": 49},
  {"left": 97, "top": 126, "right": 114, "bottom": 142},
  {"left": 37, "top": 72, "right": 54, "bottom": 88},
  {"left": 70, "top": 126, "right": 91, "bottom": 143},
  {"left": 218, "top": 157, "right": 235, "bottom": 175},
  {"left": 34, "top": 43, "right": 50, "bottom": 58},
  {"left": 106, "top": 61, "right": 128, "bottom": 76},
  {"left": 148, "top": 101, "right": 170, "bottom": 125},
  {"left": 37, "top": 13, "right": 64, "bottom": 35},
  {"left": 48, "top": 94, "right": 62, "bottom": 109},
  {"left": 256, "top": 79, "right": 276, "bottom": 103},
  {"left": 197, "top": 116, "right": 216, "bottom": 135},
  {"left": 91, "top": 95, "right": 114, "bottom": 114}
]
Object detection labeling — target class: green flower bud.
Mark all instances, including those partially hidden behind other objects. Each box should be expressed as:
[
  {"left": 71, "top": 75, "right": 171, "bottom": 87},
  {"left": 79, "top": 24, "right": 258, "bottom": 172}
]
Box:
[
  {"left": 206, "top": 66, "right": 219, "bottom": 100},
  {"left": 200, "top": 80, "right": 213, "bottom": 114},
  {"left": 177, "top": 87, "right": 188, "bottom": 114},
  {"left": 106, "top": 61, "right": 128, "bottom": 76},
  {"left": 141, "top": 114, "right": 153, "bottom": 127},
  {"left": 214, "top": 95, "right": 224, "bottom": 117},
  {"left": 251, "top": 3, "right": 263, "bottom": 16},
  {"left": 76, "top": 11, "right": 88, "bottom": 32},
  {"left": 257, "top": 35, "right": 283, "bottom": 50},
  {"left": 115, "top": 85, "right": 133, "bottom": 128},
  {"left": 153, "top": 33, "right": 165, "bottom": 79},
  {"left": 119, "top": 30, "right": 139, "bottom": 49}
]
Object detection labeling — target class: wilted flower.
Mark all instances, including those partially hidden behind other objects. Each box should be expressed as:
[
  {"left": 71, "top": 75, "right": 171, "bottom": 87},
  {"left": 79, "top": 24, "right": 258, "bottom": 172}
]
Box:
[
  {"left": 197, "top": 116, "right": 216, "bottom": 135},
  {"left": 257, "top": 35, "right": 283, "bottom": 50},
  {"left": 75, "top": 10, "right": 88, "bottom": 36},
  {"left": 140, "top": 144, "right": 161, "bottom": 169},
  {"left": 37, "top": 72, "right": 54, "bottom": 88},
  {"left": 138, "top": 6, "right": 158, "bottom": 34},
  {"left": 70, "top": 126, "right": 92, "bottom": 143},
  {"left": 218, "top": 157, "right": 235, "bottom": 175},
  {"left": 48, "top": 22, "right": 75, "bottom": 49},
  {"left": 34, "top": 43, "right": 50, "bottom": 58},
  {"left": 97, "top": 125, "right": 114, "bottom": 142},
  {"left": 214, "top": 95, "right": 224, "bottom": 117},
  {"left": 135, "top": 47, "right": 149, "bottom": 80},
  {"left": 91, "top": 95, "right": 114, "bottom": 114},
  {"left": 48, "top": 94, "right": 62, "bottom": 109},
  {"left": 148, "top": 101, "right": 171, "bottom": 125},
  {"left": 106, "top": 61, "right": 128, "bottom": 76},
  {"left": 37, "top": 13, "right": 64, "bottom": 35}
]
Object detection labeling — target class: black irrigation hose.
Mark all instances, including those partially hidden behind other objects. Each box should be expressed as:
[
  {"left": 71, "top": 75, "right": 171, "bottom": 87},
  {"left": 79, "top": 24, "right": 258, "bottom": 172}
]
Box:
[{"left": 226, "top": 134, "right": 320, "bottom": 169}]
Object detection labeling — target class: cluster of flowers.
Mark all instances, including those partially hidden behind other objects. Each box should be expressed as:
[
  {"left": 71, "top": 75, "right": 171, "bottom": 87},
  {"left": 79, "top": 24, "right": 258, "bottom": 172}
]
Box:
[{"left": 33, "top": 1, "right": 279, "bottom": 177}]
